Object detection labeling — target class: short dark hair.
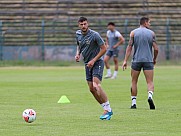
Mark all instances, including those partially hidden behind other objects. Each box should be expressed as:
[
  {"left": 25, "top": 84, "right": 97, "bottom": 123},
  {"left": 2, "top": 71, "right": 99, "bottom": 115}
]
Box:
[
  {"left": 107, "top": 22, "right": 115, "bottom": 26},
  {"left": 140, "top": 17, "right": 149, "bottom": 25},
  {"left": 78, "top": 17, "right": 88, "bottom": 22}
]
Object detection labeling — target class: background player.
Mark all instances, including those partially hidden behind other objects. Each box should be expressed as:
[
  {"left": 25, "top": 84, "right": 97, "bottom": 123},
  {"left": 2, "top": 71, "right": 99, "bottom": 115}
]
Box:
[
  {"left": 122, "top": 17, "right": 159, "bottom": 109},
  {"left": 104, "top": 22, "right": 125, "bottom": 79},
  {"left": 75, "top": 17, "right": 113, "bottom": 120}
]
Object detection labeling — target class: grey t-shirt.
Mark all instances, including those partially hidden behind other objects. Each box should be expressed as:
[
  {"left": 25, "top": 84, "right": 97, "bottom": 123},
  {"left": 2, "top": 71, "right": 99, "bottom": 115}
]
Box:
[
  {"left": 132, "top": 27, "right": 156, "bottom": 62},
  {"left": 107, "top": 30, "right": 122, "bottom": 51},
  {"left": 76, "top": 29, "right": 105, "bottom": 64}
]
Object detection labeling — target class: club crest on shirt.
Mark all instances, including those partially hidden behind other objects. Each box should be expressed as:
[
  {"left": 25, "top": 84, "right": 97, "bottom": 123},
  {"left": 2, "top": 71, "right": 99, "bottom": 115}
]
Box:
[{"left": 85, "top": 39, "right": 90, "bottom": 45}]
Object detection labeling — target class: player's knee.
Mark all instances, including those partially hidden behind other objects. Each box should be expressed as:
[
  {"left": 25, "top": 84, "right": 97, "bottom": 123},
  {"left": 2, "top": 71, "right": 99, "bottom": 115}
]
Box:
[
  {"left": 93, "top": 82, "right": 97, "bottom": 87},
  {"left": 93, "top": 82, "right": 101, "bottom": 91}
]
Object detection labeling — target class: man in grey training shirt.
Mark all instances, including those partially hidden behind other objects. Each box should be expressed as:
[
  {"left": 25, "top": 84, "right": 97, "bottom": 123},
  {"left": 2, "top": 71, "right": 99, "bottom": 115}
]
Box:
[
  {"left": 104, "top": 22, "right": 125, "bottom": 79},
  {"left": 75, "top": 17, "right": 113, "bottom": 120},
  {"left": 122, "top": 17, "right": 159, "bottom": 109}
]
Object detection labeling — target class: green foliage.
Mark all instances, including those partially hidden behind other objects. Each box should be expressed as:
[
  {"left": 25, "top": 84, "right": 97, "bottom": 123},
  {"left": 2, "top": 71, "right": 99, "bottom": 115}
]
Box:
[{"left": 0, "top": 66, "right": 181, "bottom": 136}]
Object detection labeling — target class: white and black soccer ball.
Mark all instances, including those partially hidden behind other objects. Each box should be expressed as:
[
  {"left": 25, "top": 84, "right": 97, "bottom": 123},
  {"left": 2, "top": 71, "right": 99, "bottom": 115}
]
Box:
[{"left": 22, "top": 109, "right": 36, "bottom": 123}]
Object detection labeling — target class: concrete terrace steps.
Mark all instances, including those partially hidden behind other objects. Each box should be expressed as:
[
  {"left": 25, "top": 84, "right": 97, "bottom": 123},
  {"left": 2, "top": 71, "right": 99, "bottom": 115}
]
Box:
[
  {"left": 0, "top": 0, "right": 180, "bottom": 46},
  {"left": 0, "top": 0, "right": 180, "bottom": 21},
  {"left": 2, "top": 19, "right": 180, "bottom": 46}
]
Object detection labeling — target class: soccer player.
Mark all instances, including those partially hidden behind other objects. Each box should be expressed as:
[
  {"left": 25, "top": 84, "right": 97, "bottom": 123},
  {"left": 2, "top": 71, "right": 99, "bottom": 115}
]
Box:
[
  {"left": 122, "top": 17, "right": 159, "bottom": 109},
  {"left": 75, "top": 17, "right": 113, "bottom": 120},
  {"left": 104, "top": 22, "right": 125, "bottom": 79}
]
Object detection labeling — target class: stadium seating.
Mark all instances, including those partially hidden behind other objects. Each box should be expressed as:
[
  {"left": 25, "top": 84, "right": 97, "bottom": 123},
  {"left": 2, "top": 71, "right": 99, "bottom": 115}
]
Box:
[{"left": 0, "top": 0, "right": 180, "bottom": 46}]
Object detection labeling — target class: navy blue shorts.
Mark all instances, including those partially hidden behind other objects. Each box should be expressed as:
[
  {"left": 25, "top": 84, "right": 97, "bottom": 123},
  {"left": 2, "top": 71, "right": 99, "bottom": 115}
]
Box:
[
  {"left": 85, "top": 60, "right": 104, "bottom": 82},
  {"left": 131, "top": 62, "right": 154, "bottom": 71},
  {"left": 106, "top": 49, "right": 119, "bottom": 58}
]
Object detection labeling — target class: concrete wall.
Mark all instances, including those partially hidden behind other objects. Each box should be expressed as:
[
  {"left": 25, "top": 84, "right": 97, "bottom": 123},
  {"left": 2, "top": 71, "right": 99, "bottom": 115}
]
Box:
[
  {"left": 2, "top": 46, "right": 77, "bottom": 61},
  {"left": 1, "top": 45, "right": 181, "bottom": 62}
]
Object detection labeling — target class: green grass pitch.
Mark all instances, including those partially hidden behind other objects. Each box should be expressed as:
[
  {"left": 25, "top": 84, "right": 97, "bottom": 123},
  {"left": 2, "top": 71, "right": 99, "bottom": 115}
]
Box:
[{"left": 0, "top": 66, "right": 181, "bottom": 136}]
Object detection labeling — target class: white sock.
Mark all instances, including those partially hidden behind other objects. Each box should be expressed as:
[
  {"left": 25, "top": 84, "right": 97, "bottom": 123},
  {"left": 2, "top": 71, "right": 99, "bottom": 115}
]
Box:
[
  {"left": 107, "top": 69, "right": 111, "bottom": 75},
  {"left": 113, "top": 71, "right": 118, "bottom": 77},
  {"left": 103, "top": 101, "right": 112, "bottom": 112},
  {"left": 148, "top": 91, "right": 153, "bottom": 99},
  {"left": 101, "top": 103, "right": 105, "bottom": 109},
  {"left": 131, "top": 96, "right": 137, "bottom": 106}
]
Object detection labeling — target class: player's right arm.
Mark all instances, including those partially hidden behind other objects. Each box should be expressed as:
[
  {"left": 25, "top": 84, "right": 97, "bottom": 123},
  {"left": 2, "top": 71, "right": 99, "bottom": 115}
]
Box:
[
  {"left": 75, "top": 35, "right": 80, "bottom": 62},
  {"left": 105, "top": 31, "right": 109, "bottom": 49},
  {"left": 122, "top": 31, "right": 134, "bottom": 71},
  {"left": 105, "top": 36, "right": 109, "bottom": 49},
  {"left": 152, "top": 32, "right": 159, "bottom": 65},
  {"left": 75, "top": 46, "right": 80, "bottom": 62}
]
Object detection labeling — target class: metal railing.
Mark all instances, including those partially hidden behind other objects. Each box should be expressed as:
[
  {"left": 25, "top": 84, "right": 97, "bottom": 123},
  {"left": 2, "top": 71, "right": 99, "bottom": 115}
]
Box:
[{"left": 0, "top": 18, "right": 180, "bottom": 61}]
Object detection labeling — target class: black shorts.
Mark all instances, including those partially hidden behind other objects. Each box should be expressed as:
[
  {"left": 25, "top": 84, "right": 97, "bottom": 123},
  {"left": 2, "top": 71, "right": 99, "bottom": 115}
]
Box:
[
  {"left": 85, "top": 59, "right": 104, "bottom": 82},
  {"left": 106, "top": 49, "right": 119, "bottom": 58},
  {"left": 131, "top": 62, "right": 154, "bottom": 71}
]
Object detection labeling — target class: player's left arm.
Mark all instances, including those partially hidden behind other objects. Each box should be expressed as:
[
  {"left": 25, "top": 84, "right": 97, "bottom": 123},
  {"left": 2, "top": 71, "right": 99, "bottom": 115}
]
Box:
[
  {"left": 75, "top": 36, "right": 81, "bottom": 62},
  {"left": 152, "top": 32, "right": 159, "bottom": 65},
  {"left": 87, "top": 33, "right": 107, "bottom": 68},
  {"left": 105, "top": 36, "right": 109, "bottom": 49},
  {"left": 93, "top": 44, "right": 107, "bottom": 62},
  {"left": 75, "top": 46, "right": 81, "bottom": 62},
  {"left": 113, "top": 32, "right": 125, "bottom": 48},
  {"left": 87, "top": 44, "right": 106, "bottom": 68}
]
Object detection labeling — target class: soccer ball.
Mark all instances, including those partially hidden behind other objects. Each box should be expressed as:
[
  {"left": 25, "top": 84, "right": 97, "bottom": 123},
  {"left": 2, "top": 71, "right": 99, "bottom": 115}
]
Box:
[{"left": 22, "top": 109, "right": 36, "bottom": 123}]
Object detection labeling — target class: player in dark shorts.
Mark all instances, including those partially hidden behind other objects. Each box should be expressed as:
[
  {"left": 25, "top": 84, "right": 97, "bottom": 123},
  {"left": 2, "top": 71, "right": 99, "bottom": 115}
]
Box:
[
  {"left": 75, "top": 17, "right": 113, "bottom": 120},
  {"left": 104, "top": 22, "right": 125, "bottom": 79},
  {"left": 122, "top": 17, "right": 159, "bottom": 109}
]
